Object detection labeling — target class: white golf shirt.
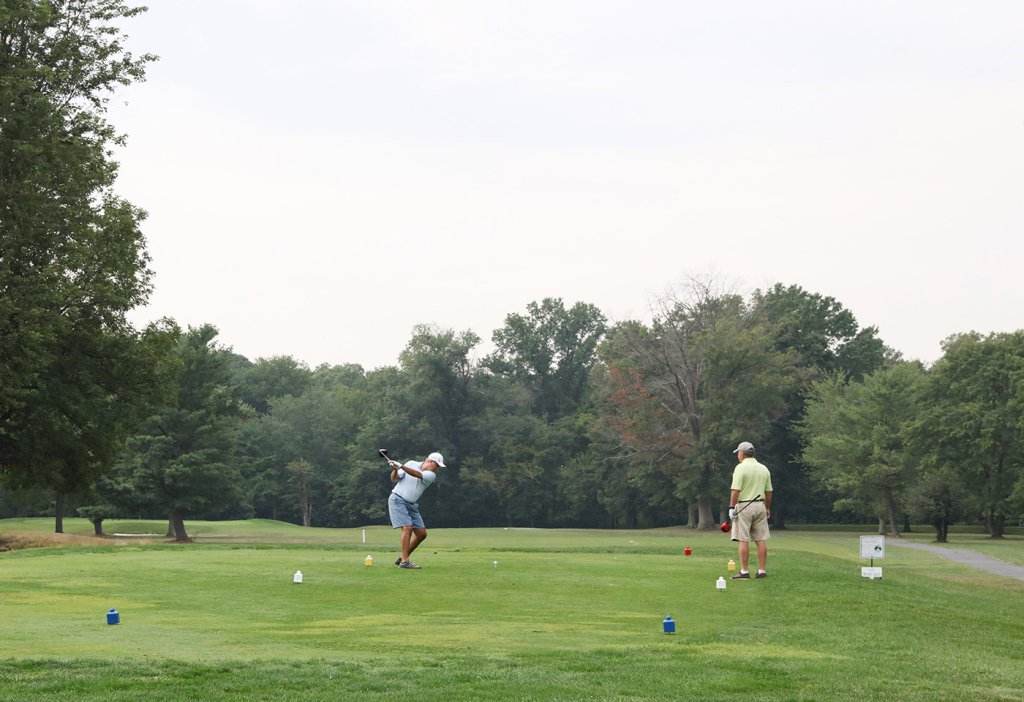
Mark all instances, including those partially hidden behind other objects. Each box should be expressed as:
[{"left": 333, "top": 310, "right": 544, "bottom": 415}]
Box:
[{"left": 391, "top": 460, "right": 436, "bottom": 503}]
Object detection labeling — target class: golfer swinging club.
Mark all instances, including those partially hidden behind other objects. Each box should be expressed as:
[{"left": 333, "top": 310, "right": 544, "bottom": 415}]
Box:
[
  {"left": 728, "top": 441, "right": 773, "bottom": 579},
  {"left": 387, "top": 451, "right": 446, "bottom": 569}
]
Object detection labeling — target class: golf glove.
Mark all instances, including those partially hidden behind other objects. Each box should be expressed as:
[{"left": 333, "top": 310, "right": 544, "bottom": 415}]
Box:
[
  {"left": 728, "top": 508, "right": 736, "bottom": 520},
  {"left": 388, "top": 460, "right": 402, "bottom": 469}
]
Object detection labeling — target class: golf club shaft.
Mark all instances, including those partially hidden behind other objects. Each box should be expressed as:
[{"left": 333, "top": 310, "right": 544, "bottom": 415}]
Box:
[{"left": 733, "top": 494, "right": 762, "bottom": 517}]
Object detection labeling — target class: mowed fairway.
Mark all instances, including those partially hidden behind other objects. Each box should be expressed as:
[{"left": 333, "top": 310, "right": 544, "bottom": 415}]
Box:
[{"left": 1, "top": 520, "right": 1022, "bottom": 701}]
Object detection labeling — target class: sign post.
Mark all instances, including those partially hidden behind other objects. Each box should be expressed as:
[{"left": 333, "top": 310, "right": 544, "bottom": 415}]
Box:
[{"left": 859, "top": 535, "right": 884, "bottom": 579}]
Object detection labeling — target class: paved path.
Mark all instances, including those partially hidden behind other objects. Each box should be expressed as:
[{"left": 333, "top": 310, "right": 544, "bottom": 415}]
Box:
[{"left": 889, "top": 540, "right": 1024, "bottom": 581}]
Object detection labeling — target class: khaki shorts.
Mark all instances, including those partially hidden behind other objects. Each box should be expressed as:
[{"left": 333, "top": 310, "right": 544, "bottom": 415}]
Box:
[{"left": 731, "top": 502, "right": 770, "bottom": 542}]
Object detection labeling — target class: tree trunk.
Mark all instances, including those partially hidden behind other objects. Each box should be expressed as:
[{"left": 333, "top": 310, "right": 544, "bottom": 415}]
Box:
[
  {"left": 301, "top": 488, "right": 311, "bottom": 527},
  {"left": 170, "top": 510, "right": 190, "bottom": 542},
  {"left": 773, "top": 507, "right": 786, "bottom": 530},
  {"left": 91, "top": 519, "right": 103, "bottom": 536},
  {"left": 990, "top": 513, "right": 1005, "bottom": 539},
  {"left": 687, "top": 502, "right": 698, "bottom": 529},
  {"left": 54, "top": 493, "right": 65, "bottom": 534},
  {"left": 883, "top": 488, "right": 901, "bottom": 537},
  {"left": 166, "top": 518, "right": 174, "bottom": 538},
  {"left": 932, "top": 517, "right": 948, "bottom": 543},
  {"left": 696, "top": 497, "right": 715, "bottom": 530},
  {"left": 877, "top": 516, "right": 885, "bottom": 535},
  {"left": 297, "top": 470, "right": 311, "bottom": 527}
]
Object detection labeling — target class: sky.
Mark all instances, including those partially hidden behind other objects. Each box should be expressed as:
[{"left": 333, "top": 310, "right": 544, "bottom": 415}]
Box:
[{"left": 109, "top": 0, "right": 1024, "bottom": 370}]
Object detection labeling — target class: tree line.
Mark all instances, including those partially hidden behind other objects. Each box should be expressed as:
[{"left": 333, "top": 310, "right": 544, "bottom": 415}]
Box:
[
  {"left": 5, "top": 286, "right": 1024, "bottom": 542},
  {"left": 2, "top": 3, "right": 1022, "bottom": 541}
]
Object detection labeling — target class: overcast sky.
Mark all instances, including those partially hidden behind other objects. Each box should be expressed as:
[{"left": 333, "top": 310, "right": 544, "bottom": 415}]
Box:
[{"left": 111, "top": 1, "right": 1023, "bottom": 370}]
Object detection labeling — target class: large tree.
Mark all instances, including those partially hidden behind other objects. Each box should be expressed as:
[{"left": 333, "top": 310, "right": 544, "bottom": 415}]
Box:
[
  {"left": 398, "top": 324, "right": 481, "bottom": 449},
  {"left": 230, "top": 360, "right": 360, "bottom": 527},
  {"left": 486, "top": 298, "right": 607, "bottom": 420},
  {"left": 114, "top": 325, "right": 242, "bottom": 541},
  {"left": 749, "top": 284, "right": 890, "bottom": 526},
  {"left": 913, "top": 332, "right": 1024, "bottom": 538},
  {"left": 269, "top": 381, "right": 366, "bottom": 527},
  {"left": 751, "top": 283, "right": 889, "bottom": 380},
  {"left": 799, "top": 363, "right": 927, "bottom": 535},
  {"left": 600, "top": 279, "right": 800, "bottom": 529},
  {"left": 0, "top": 1, "right": 158, "bottom": 523},
  {"left": 234, "top": 355, "right": 313, "bottom": 415}
]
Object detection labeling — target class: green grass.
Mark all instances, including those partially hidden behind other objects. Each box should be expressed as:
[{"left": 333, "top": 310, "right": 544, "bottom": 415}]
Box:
[{"left": 1, "top": 519, "right": 1022, "bottom": 701}]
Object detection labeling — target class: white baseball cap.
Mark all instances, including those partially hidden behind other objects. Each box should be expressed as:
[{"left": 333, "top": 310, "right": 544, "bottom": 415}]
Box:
[
  {"left": 426, "top": 451, "right": 446, "bottom": 468},
  {"left": 733, "top": 441, "right": 755, "bottom": 454}
]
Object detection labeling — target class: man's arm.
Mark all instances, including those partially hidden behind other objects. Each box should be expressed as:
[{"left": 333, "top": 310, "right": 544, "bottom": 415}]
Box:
[
  {"left": 765, "top": 491, "right": 772, "bottom": 517},
  {"left": 389, "top": 460, "right": 421, "bottom": 482},
  {"left": 401, "top": 465, "right": 424, "bottom": 479},
  {"left": 728, "top": 489, "right": 740, "bottom": 519}
]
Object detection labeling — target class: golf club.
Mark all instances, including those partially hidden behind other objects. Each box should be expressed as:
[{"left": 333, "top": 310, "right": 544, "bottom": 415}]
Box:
[
  {"left": 720, "top": 494, "right": 762, "bottom": 533},
  {"left": 379, "top": 449, "right": 399, "bottom": 470}
]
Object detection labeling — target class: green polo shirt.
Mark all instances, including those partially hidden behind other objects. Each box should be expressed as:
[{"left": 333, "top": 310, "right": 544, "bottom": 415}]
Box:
[{"left": 730, "top": 457, "right": 772, "bottom": 501}]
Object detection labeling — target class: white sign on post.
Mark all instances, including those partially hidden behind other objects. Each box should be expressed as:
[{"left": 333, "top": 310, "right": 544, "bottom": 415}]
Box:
[
  {"left": 860, "top": 535, "right": 884, "bottom": 579},
  {"left": 860, "top": 535, "right": 885, "bottom": 559}
]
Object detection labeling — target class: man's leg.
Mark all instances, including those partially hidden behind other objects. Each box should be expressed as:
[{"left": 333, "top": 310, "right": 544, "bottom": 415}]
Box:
[
  {"left": 400, "top": 526, "right": 414, "bottom": 561},
  {"left": 738, "top": 540, "right": 750, "bottom": 572},
  {"left": 407, "top": 528, "right": 427, "bottom": 557},
  {"left": 389, "top": 494, "right": 412, "bottom": 564},
  {"left": 756, "top": 540, "right": 767, "bottom": 572}
]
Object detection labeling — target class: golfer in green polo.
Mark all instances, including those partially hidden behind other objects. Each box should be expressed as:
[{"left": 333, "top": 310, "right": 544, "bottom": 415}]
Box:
[{"left": 728, "top": 441, "right": 773, "bottom": 579}]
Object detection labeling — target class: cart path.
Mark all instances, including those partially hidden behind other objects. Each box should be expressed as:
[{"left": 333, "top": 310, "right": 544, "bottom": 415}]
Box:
[{"left": 889, "top": 540, "right": 1024, "bottom": 581}]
